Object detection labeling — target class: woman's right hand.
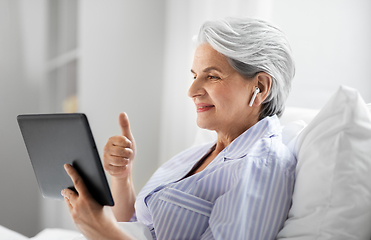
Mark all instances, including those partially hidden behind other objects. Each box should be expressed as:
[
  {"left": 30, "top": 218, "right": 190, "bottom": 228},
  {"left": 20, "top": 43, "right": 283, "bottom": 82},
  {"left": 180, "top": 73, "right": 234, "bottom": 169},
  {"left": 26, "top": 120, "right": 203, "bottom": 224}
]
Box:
[
  {"left": 103, "top": 113, "right": 137, "bottom": 222},
  {"left": 103, "top": 112, "right": 136, "bottom": 180}
]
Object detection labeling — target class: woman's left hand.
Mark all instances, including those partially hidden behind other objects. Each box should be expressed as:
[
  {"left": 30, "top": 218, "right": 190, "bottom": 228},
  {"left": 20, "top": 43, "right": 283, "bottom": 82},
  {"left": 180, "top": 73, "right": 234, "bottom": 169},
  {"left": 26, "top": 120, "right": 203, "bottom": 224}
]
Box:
[{"left": 61, "top": 164, "right": 133, "bottom": 240}]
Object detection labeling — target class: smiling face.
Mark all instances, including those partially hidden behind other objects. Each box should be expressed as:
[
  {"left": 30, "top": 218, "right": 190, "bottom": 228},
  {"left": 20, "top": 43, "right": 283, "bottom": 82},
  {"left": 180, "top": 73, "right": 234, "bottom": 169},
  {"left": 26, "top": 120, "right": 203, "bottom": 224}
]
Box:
[{"left": 188, "top": 44, "right": 260, "bottom": 138}]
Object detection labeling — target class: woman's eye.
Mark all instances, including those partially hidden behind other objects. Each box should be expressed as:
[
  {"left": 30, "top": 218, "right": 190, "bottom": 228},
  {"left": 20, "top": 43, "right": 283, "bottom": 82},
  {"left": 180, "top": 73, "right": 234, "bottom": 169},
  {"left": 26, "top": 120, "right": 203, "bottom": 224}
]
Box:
[{"left": 208, "top": 75, "right": 220, "bottom": 80}]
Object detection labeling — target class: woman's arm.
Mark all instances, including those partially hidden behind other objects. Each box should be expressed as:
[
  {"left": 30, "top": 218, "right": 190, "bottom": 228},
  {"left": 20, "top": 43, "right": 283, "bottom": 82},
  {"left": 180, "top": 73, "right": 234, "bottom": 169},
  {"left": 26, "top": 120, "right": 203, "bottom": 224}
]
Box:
[
  {"left": 110, "top": 174, "right": 136, "bottom": 222},
  {"left": 102, "top": 113, "right": 137, "bottom": 221}
]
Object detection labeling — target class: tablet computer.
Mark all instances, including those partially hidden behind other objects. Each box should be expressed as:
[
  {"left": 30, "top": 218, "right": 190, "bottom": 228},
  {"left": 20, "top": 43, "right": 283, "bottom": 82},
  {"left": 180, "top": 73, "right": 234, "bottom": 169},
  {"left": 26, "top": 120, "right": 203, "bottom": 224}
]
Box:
[{"left": 17, "top": 113, "right": 114, "bottom": 206}]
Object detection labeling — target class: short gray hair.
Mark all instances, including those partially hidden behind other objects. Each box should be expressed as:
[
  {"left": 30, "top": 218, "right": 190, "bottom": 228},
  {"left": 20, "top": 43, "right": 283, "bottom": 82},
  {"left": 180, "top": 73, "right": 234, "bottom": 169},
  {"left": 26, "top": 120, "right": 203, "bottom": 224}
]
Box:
[{"left": 197, "top": 17, "right": 295, "bottom": 119}]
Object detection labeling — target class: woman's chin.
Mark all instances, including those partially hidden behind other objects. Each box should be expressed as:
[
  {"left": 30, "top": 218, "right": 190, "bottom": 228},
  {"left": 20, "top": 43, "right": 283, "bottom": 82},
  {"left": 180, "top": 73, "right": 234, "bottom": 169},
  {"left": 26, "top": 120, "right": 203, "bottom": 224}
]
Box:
[{"left": 196, "top": 119, "right": 215, "bottom": 131}]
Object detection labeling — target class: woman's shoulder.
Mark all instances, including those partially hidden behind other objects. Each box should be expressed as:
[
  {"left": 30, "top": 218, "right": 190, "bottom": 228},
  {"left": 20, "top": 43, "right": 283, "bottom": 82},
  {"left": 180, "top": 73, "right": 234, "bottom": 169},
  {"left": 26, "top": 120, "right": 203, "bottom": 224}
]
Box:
[{"left": 240, "top": 136, "right": 296, "bottom": 178}]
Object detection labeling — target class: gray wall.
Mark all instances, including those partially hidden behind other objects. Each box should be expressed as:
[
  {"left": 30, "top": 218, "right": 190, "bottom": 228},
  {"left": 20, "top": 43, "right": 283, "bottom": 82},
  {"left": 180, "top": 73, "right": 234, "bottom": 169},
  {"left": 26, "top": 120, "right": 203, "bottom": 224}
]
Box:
[
  {"left": 0, "top": 0, "right": 166, "bottom": 236},
  {"left": 272, "top": 0, "right": 371, "bottom": 108},
  {"left": 0, "top": 0, "right": 41, "bottom": 237}
]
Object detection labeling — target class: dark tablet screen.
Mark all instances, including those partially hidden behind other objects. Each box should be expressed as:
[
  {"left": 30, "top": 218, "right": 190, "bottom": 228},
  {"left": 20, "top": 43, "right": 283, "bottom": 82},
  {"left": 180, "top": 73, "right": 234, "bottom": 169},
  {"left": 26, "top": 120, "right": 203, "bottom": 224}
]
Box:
[{"left": 17, "top": 113, "right": 114, "bottom": 206}]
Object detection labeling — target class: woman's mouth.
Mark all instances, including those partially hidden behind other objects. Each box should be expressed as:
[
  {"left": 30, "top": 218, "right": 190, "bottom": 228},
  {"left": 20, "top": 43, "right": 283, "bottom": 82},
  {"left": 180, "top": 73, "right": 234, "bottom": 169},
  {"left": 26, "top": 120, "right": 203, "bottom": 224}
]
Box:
[{"left": 196, "top": 104, "right": 215, "bottom": 113}]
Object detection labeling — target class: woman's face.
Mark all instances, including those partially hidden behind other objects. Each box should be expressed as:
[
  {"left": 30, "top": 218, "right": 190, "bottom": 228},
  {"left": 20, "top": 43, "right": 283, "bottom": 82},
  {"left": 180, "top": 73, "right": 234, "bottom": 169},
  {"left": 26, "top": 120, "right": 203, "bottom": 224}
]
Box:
[{"left": 189, "top": 44, "right": 259, "bottom": 136}]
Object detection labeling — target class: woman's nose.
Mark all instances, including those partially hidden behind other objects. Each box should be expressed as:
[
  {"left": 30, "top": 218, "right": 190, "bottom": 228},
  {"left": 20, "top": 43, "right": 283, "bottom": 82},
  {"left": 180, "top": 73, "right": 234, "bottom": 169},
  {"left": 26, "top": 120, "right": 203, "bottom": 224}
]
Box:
[{"left": 188, "top": 77, "right": 205, "bottom": 98}]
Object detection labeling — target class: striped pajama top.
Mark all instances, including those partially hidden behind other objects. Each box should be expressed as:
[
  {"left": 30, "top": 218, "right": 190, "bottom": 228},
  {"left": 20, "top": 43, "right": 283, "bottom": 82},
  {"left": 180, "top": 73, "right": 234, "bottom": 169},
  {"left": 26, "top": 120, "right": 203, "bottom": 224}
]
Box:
[{"left": 133, "top": 115, "right": 296, "bottom": 239}]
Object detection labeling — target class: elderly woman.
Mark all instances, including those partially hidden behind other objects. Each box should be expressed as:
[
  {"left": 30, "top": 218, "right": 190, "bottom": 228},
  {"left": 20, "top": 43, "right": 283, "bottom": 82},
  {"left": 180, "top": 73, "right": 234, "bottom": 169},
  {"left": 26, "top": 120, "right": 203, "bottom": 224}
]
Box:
[{"left": 62, "top": 17, "right": 296, "bottom": 240}]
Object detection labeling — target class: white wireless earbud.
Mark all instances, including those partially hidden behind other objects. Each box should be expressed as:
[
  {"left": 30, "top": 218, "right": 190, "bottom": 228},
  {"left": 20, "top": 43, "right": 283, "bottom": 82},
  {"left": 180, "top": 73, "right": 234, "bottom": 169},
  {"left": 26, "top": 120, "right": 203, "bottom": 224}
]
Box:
[{"left": 249, "top": 87, "right": 260, "bottom": 107}]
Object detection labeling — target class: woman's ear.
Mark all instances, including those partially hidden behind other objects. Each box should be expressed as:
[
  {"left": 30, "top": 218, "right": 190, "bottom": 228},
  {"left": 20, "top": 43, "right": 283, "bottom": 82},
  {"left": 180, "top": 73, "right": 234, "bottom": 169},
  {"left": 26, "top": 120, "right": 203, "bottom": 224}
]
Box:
[{"left": 252, "top": 72, "right": 272, "bottom": 106}]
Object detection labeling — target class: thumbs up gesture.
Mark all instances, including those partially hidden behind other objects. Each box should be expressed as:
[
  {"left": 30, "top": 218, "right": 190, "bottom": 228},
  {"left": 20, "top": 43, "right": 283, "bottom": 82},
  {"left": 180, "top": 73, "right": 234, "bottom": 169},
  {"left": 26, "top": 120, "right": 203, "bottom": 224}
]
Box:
[{"left": 103, "top": 113, "right": 136, "bottom": 179}]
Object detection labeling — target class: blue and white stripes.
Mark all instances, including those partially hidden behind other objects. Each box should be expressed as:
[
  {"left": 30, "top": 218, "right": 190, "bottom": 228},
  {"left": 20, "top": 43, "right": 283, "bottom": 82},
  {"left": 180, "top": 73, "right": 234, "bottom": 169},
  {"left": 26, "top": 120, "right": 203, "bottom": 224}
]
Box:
[
  {"left": 158, "top": 188, "right": 214, "bottom": 218},
  {"left": 134, "top": 115, "right": 296, "bottom": 239}
]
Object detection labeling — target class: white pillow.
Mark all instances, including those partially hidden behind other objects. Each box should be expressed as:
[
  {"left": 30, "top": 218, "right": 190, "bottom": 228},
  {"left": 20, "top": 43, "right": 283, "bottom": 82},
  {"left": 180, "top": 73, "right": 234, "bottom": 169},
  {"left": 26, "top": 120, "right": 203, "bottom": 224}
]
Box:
[
  {"left": 277, "top": 85, "right": 371, "bottom": 240},
  {"left": 281, "top": 120, "right": 306, "bottom": 146}
]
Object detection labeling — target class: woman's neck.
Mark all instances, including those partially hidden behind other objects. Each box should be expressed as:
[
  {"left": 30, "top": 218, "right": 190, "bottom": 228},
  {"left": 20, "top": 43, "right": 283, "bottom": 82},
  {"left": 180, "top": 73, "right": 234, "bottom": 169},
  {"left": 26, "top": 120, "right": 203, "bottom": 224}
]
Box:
[{"left": 214, "top": 119, "right": 258, "bottom": 155}]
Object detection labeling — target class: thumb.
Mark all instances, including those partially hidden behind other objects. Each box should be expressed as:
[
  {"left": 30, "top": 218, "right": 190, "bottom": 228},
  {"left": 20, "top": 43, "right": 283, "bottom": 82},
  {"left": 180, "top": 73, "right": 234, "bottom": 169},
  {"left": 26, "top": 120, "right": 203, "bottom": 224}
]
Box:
[{"left": 119, "top": 112, "right": 133, "bottom": 140}]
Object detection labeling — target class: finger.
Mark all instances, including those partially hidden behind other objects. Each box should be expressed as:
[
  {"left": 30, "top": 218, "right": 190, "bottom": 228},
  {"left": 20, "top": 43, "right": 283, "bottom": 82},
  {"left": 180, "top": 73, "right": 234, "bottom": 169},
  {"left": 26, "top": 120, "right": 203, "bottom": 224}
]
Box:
[
  {"left": 103, "top": 154, "right": 129, "bottom": 176},
  {"left": 104, "top": 164, "right": 129, "bottom": 176},
  {"left": 119, "top": 112, "right": 134, "bottom": 141},
  {"left": 64, "top": 164, "right": 90, "bottom": 197},
  {"left": 109, "top": 146, "right": 134, "bottom": 159},
  {"left": 64, "top": 196, "right": 73, "bottom": 212},
  {"left": 106, "top": 155, "right": 130, "bottom": 167},
  {"left": 61, "top": 188, "right": 78, "bottom": 207},
  {"left": 109, "top": 135, "right": 132, "bottom": 149},
  {"left": 64, "top": 197, "right": 73, "bottom": 211}
]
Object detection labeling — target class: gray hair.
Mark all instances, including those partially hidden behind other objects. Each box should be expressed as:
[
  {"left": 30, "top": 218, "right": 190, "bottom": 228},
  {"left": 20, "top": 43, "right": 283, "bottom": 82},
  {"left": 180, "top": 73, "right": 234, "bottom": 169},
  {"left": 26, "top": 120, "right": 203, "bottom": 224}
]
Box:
[{"left": 197, "top": 17, "right": 295, "bottom": 119}]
